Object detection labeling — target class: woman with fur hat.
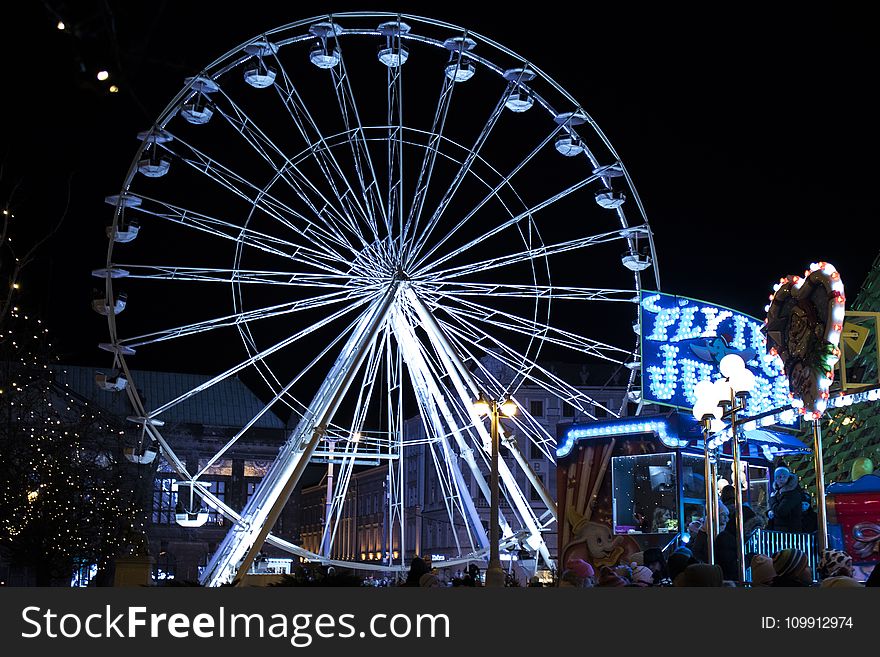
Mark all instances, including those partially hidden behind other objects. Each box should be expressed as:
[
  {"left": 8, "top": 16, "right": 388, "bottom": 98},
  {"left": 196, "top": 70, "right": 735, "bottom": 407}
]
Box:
[{"left": 768, "top": 466, "right": 803, "bottom": 532}]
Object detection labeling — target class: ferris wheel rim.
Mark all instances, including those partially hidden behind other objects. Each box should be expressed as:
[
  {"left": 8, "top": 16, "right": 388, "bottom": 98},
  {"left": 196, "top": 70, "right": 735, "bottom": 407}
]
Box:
[{"left": 97, "top": 11, "right": 661, "bottom": 581}]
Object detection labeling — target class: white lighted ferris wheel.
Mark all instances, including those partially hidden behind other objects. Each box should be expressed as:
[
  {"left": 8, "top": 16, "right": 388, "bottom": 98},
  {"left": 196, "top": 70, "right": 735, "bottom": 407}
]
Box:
[{"left": 93, "top": 12, "right": 661, "bottom": 586}]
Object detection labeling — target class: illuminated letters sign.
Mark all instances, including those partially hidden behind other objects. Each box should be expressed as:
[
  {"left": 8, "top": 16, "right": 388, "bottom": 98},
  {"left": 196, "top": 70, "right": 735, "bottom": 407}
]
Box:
[{"left": 640, "top": 291, "right": 792, "bottom": 421}]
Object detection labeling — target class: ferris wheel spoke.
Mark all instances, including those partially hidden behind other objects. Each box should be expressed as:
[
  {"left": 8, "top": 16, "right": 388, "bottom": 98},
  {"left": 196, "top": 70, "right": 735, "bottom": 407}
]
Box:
[
  {"left": 438, "top": 317, "right": 618, "bottom": 421},
  {"left": 328, "top": 37, "right": 391, "bottom": 243},
  {"left": 132, "top": 196, "right": 349, "bottom": 274},
  {"left": 121, "top": 289, "right": 369, "bottom": 351},
  {"left": 400, "top": 75, "right": 456, "bottom": 263},
  {"left": 458, "top": 348, "right": 558, "bottom": 458},
  {"left": 269, "top": 57, "right": 374, "bottom": 243},
  {"left": 420, "top": 282, "right": 638, "bottom": 302},
  {"left": 147, "top": 295, "right": 375, "bottom": 419},
  {"left": 406, "top": 88, "right": 513, "bottom": 266},
  {"left": 411, "top": 123, "right": 564, "bottom": 273},
  {"left": 415, "top": 174, "right": 609, "bottom": 278},
  {"left": 386, "top": 31, "right": 406, "bottom": 257},
  {"left": 393, "top": 308, "right": 492, "bottom": 550},
  {"left": 319, "top": 334, "right": 385, "bottom": 555},
  {"left": 160, "top": 132, "right": 355, "bottom": 259},
  {"left": 435, "top": 294, "right": 630, "bottom": 361},
  {"left": 424, "top": 225, "right": 634, "bottom": 282},
  {"left": 113, "top": 264, "right": 355, "bottom": 288},
  {"left": 206, "top": 93, "right": 360, "bottom": 249},
  {"left": 403, "top": 296, "right": 551, "bottom": 558}
]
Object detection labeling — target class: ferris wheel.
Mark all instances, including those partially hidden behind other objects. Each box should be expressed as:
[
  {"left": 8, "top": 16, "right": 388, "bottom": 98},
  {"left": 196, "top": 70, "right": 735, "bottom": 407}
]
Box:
[{"left": 93, "top": 12, "right": 660, "bottom": 586}]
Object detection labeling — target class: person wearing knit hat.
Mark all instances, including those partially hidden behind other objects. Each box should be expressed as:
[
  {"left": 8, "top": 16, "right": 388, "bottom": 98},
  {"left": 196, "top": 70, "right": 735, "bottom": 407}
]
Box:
[
  {"left": 673, "top": 563, "right": 723, "bottom": 587},
  {"left": 565, "top": 558, "right": 595, "bottom": 582},
  {"left": 771, "top": 548, "right": 811, "bottom": 586},
  {"left": 817, "top": 549, "right": 853, "bottom": 579},
  {"left": 667, "top": 549, "right": 697, "bottom": 582},
  {"left": 749, "top": 554, "right": 776, "bottom": 586},
  {"left": 630, "top": 564, "right": 654, "bottom": 586},
  {"left": 819, "top": 576, "right": 863, "bottom": 588},
  {"left": 768, "top": 466, "right": 803, "bottom": 532}
]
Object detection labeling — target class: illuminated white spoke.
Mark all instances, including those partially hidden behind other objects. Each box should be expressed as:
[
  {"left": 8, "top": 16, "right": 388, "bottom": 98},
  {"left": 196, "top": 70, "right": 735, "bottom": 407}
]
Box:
[
  {"left": 460, "top": 350, "right": 558, "bottom": 459},
  {"left": 401, "top": 76, "right": 455, "bottom": 262},
  {"left": 424, "top": 226, "right": 632, "bottom": 282},
  {"left": 115, "top": 264, "right": 355, "bottom": 288},
  {"left": 270, "top": 56, "right": 373, "bottom": 241},
  {"left": 420, "top": 282, "right": 638, "bottom": 302},
  {"left": 132, "top": 196, "right": 348, "bottom": 274},
  {"left": 435, "top": 294, "right": 630, "bottom": 361},
  {"left": 412, "top": 124, "right": 564, "bottom": 272},
  {"left": 439, "top": 317, "right": 617, "bottom": 420},
  {"left": 321, "top": 335, "right": 385, "bottom": 554},
  {"left": 407, "top": 90, "right": 512, "bottom": 263},
  {"left": 147, "top": 297, "right": 376, "bottom": 419},
  {"left": 387, "top": 37, "right": 405, "bottom": 255},
  {"left": 416, "top": 174, "right": 609, "bottom": 277},
  {"left": 161, "top": 132, "right": 354, "bottom": 259},
  {"left": 122, "top": 286, "right": 367, "bottom": 354},
  {"left": 394, "top": 307, "right": 491, "bottom": 551},
  {"left": 328, "top": 38, "right": 390, "bottom": 242},
  {"left": 209, "top": 84, "right": 358, "bottom": 233}
]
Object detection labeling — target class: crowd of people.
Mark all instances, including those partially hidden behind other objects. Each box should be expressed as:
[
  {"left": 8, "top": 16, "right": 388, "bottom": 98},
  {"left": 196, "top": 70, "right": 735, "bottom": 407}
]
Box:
[
  {"left": 557, "top": 545, "right": 879, "bottom": 588},
  {"left": 555, "top": 466, "right": 878, "bottom": 588}
]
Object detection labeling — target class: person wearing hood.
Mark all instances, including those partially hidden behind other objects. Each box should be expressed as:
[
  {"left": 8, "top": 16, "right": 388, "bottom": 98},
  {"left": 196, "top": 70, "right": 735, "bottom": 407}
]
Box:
[{"left": 767, "top": 466, "right": 803, "bottom": 532}]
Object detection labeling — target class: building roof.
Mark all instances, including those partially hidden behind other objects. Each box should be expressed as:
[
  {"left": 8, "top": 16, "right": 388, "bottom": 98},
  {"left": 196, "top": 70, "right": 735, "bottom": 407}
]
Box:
[{"left": 52, "top": 365, "right": 285, "bottom": 430}]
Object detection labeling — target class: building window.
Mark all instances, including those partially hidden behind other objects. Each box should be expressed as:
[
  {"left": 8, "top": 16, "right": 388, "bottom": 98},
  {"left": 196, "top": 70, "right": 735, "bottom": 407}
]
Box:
[
  {"left": 530, "top": 400, "right": 544, "bottom": 417},
  {"left": 198, "top": 458, "right": 232, "bottom": 477},
  {"left": 244, "top": 460, "right": 271, "bottom": 477},
  {"left": 562, "top": 401, "right": 574, "bottom": 417},
  {"left": 152, "top": 477, "right": 178, "bottom": 524},
  {"left": 595, "top": 405, "right": 607, "bottom": 418},
  {"left": 205, "top": 480, "right": 227, "bottom": 525},
  {"left": 529, "top": 440, "right": 544, "bottom": 461},
  {"left": 246, "top": 480, "right": 258, "bottom": 503}
]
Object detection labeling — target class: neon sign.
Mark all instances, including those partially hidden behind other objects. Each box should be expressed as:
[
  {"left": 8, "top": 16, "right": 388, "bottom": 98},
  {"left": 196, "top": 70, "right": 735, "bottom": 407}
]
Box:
[{"left": 640, "top": 291, "right": 792, "bottom": 420}]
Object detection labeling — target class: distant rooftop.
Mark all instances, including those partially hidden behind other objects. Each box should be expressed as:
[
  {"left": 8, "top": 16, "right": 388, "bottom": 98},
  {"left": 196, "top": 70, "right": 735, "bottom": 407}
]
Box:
[{"left": 52, "top": 365, "right": 285, "bottom": 430}]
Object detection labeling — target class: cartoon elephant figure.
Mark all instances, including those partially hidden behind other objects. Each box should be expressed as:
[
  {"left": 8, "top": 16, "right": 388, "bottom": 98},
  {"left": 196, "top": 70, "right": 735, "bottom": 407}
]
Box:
[{"left": 562, "top": 506, "right": 639, "bottom": 569}]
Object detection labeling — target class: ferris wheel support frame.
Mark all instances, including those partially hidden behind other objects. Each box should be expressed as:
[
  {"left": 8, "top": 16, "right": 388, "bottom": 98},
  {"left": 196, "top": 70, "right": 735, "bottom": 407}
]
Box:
[
  {"left": 200, "top": 283, "right": 399, "bottom": 586},
  {"left": 407, "top": 290, "right": 554, "bottom": 569}
]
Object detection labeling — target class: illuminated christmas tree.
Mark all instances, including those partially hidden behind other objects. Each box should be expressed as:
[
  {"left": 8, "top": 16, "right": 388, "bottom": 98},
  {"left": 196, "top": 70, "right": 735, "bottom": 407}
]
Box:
[{"left": 0, "top": 307, "right": 149, "bottom": 585}]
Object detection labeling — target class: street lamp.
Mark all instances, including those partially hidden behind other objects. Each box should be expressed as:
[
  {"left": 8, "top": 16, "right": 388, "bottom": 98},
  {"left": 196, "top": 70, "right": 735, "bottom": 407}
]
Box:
[
  {"left": 693, "top": 354, "right": 755, "bottom": 582},
  {"left": 473, "top": 391, "right": 517, "bottom": 587},
  {"left": 692, "top": 381, "right": 724, "bottom": 566}
]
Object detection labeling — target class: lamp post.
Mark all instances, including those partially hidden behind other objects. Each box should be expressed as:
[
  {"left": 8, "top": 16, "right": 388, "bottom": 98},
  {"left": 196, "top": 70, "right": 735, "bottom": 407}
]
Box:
[
  {"left": 693, "top": 354, "right": 755, "bottom": 583},
  {"left": 692, "top": 381, "right": 724, "bottom": 566},
  {"left": 473, "top": 392, "right": 517, "bottom": 588}
]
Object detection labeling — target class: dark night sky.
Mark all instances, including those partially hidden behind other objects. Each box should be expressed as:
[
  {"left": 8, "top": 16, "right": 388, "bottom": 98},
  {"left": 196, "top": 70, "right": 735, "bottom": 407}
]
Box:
[{"left": 5, "top": 2, "right": 878, "bottom": 367}]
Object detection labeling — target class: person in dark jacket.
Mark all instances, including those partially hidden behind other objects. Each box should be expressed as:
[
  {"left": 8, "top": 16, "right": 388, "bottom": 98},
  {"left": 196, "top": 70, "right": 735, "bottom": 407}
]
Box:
[
  {"left": 714, "top": 504, "right": 763, "bottom": 581},
  {"left": 404, "top": 556, "right": 430, "bottom": 586},
  {"left": 800, "top": 491, "right": 818, "bottom": 533},
  {"left": 768, "top": 466, "right": 803, "bottom": 532}
]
